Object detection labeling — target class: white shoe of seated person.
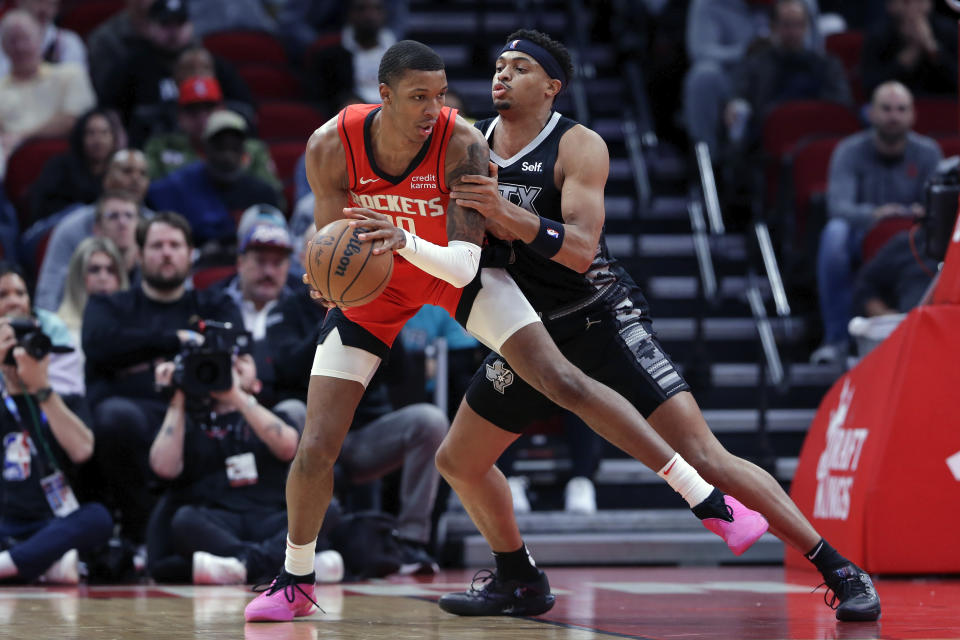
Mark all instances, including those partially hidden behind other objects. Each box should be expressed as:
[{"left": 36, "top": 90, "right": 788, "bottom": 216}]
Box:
[
  {"left": 564, "top": 476, "right": 597, "bottom": 515},
  {"left": 39, "top": 549, "right": 79, "bottom": 584},
  {"left": 507, "top": 476, "right": 531, "bottom": 514},
  {"left": 192, "top": 551, "right": 247, "bottom": 585},
  {"left": 314, "top": 550, "right": 344, "bottom": 584}
]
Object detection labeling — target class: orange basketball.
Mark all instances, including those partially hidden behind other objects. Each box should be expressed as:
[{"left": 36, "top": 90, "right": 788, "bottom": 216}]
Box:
[{"left": 305, "top": 218, "right": 393, "bottom": 308}]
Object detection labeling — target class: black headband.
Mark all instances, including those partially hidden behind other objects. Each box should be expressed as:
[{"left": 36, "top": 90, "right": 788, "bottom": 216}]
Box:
[{"left": 498, "top": 38, "right": 567, "bottom": 87}]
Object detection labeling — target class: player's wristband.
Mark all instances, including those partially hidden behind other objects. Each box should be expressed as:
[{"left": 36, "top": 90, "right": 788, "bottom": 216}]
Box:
[{"left": 528, "top": 217, "right": 565, "bottom": 258}]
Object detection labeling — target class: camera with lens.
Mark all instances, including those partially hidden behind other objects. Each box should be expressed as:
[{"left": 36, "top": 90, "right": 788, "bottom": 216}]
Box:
[
  {"left": 171, "top": 319, "right": 251, "bottom": 395},
  {"left": 2, "top": 317, "right": 73, "bottom": 366}
]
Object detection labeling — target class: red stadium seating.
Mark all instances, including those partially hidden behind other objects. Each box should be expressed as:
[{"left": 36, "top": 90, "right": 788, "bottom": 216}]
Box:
[
  {"left": 238, "top": 64, "right": 304, "bottom": 102},
  {"left": 256, "top": 102, "right": 326, "bottom": 141},
  {"left": 59, "top": 0, "right": 124, "bottom": 38},
  {"left": 913, "top": 98, "right": 958, "bottom": 137},
  {"left": 787, "top": 136, "right": 843, "bottom": 241},
  {"left": 269, "top": 140, "right": 307, "bottom": 215},
  {"left": 935, "top": 135, "right": 960, "bottom": 157},
  {"left": 203, "top": 30, "right": 287, "bottom": 67},
  {"left": 3, "top": 137, "right": 69, "bottom": 229},
  {"left": 862, "top": 216, "right": 916, "bottom": 263},
  {"left": 825, "top": 31, "right": 865, "bottom": 103},
  {"left": 761, "top": 100, "right": 860, "bottom": 211},
  {"left": 192, "top": 265, "right": 237, "bottom": 290}
]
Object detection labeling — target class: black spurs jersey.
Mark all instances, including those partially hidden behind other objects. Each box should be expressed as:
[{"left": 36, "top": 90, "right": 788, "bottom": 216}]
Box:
[{"left": 476, "top": 111, "right": 646, "bottom": 314}]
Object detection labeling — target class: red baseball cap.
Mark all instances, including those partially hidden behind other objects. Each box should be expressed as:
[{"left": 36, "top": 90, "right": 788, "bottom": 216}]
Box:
[{"left": 178, "top": 76, "right": 223, "bottom": 106}]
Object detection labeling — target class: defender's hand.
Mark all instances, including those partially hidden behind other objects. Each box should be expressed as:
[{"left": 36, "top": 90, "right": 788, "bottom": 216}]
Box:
[
  {"left": 345, "top": 208, "right": 404, "bottom": 255},
  {"left": 450, "top": 162, "right": 505, "bottom": 222}
]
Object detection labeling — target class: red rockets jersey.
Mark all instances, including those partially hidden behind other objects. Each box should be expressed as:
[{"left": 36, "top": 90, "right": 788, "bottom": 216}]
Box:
[{"left": 336, "top": 103, "right": 464, "bottom": 344}]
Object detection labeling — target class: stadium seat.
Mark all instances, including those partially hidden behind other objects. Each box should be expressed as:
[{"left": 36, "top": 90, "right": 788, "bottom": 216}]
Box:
[
  {"left": 3, "top": 137, "right": 69, "bottom": 229},
  {"left": 862, "top": 216, "right": 916, "bottom": 263},
  {"left": 761, "top": 100, "right": 861, "bottom": 212},
  {"left": 238, "top": 64, "right": 304, "bottom": 102},
  {"left": 825, "top": 31, "right": 865, "bottom": 103},
  {"left": 192, "top": 265, "right": 237, "bottom": 290},
  {"left": 256, "top": 102, "right": 326, "bottom": 142},
  {"left": 935, "top": 135, "right": 960, "bottom": 158},
  {"left": 268, "top": 140, "right": 306, "bottom": 214},
  {"left": 59, "top": 0, "right": 124, "bottom": 38},
  {"left": 787, "top": 136, "right": 843, "bottom": 242},
  {"left": 203, "top": 30, "right": 287, "bottom": 67},
  {"left": 913, "top": 98, "right": 958, "bottom": 137}
]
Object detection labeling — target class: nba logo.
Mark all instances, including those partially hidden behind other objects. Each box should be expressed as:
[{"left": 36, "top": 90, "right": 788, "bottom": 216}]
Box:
[
  {"left": 547, "top": 229, "right": 560, "bottom": 239},
  {"left": 509, "top": 40, "right": 520, "bottom": 49},
  {"left": 3, "top": 432, "right": 33, "bottom": 481}
]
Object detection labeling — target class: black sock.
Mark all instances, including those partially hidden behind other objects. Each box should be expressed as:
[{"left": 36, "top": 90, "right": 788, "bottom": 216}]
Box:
[
  {"left": 493, "top": 544, "right": 540, "bottom": 581},
  {"left": 690, "top": 488, "right": 733, "bottom": 522},
  {"left": 805, "top": 538, "right": 849, "bottom": 574}
]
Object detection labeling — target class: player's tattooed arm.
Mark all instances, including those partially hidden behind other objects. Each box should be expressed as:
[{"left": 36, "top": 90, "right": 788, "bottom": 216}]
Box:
[{"left": 445, "top": 125, "right": 490, "bottom": 246}]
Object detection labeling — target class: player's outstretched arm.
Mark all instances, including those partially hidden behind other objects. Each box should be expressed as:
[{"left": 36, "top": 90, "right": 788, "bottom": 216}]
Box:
[{"left": 450, "top": 124, "right": 608, "bottom": 273}]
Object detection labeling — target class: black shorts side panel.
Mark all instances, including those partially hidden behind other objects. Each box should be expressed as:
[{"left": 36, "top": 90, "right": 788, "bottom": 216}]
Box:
[{"left": 465, "top": 309, "right": 690, "bottom": 434}]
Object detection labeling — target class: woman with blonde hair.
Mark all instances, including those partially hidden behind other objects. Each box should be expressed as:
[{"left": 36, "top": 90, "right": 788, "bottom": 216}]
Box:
[{"left": 58, "top": 237, "right": 129, "bottom": 345}]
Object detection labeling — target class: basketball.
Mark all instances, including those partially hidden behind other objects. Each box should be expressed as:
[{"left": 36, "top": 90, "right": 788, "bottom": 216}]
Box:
[{"left": 304, "top": 218, "right": 393, "bottom": 308}]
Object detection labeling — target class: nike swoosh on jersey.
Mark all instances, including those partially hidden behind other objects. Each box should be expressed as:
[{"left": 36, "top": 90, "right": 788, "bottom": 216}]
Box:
[{"left": 359, "top": 177, "right": 380, "bottom": 184}]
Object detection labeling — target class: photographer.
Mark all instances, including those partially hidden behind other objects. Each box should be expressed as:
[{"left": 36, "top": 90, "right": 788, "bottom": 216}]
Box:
[
  {"left": 0, "top": 264, "right": 84, "bottom": 398},
  {"left": 146, "top": 349, "right": 342, "bottom": 585},
  {"left": 81, "top": 212, "right": 243, "bottom": 547},
  {"left": 0, "top": 316, "right": 112, "bottom": 584}
]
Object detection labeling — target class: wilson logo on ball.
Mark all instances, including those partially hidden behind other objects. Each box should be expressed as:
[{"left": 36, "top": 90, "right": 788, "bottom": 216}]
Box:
[{"left": 306, "top": 219, "right": 393, "bottom": 308}]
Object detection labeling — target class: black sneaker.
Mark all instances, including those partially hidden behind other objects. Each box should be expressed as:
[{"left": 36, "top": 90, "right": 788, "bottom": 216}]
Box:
[
  {"left": 396, "top": 539, "right": 439, "bottom": 576},
  {"left": 820, "top": 563, "right": 881, "bottom": 621},
  {"left": 438, "top": 568, "right": 555, "bottom": 617}
]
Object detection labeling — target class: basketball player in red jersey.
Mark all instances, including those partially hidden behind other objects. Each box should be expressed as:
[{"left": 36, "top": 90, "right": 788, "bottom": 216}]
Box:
[{"left": 245, "top": 40, "right": 767, "bottom": 623}]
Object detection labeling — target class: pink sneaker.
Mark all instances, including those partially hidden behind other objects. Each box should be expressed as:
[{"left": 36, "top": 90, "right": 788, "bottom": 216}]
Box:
[
  {"left": 702, "top": 495, "right": 769, "bottom": 555},
  {"left": 244, "top": 570, "right": 319, "bottom": 622}
]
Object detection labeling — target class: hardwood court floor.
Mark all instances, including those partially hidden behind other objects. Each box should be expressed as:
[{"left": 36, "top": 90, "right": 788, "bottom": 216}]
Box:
[{"left": 1, "top": 566, "right": 958, "bottom": 639}]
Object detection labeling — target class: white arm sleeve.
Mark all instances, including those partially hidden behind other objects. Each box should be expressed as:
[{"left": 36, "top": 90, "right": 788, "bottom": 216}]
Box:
[{"left": 396, "top": 229, "right": 481, "bottom": 288}]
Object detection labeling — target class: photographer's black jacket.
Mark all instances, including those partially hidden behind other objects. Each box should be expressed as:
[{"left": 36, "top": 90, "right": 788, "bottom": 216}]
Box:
[{"left": 82, "top": 287, "right": 243, "bottom": 406}]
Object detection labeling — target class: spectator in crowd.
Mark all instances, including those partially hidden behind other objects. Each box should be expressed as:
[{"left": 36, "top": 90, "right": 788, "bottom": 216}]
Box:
[
  {"left": 0, "top": 0, "right": 87, "bottom": 77},
  {"left": 811, "top": 81, "right": 941, "bottom": 365},
  {"left": 499, "top": 413, "right": 604, "bottom": 515},
  {"left": 144, "top": 75, "right": 281, "bottom": 193},
  {"left": 87, "top": 0, "right": 155, "bottom": 95},
  {"left": 682, "top": 0, "right": 820, "bottom": 158},
  {"left": 724, "top": 0, "right": 851, "bottom": 154},
  {"left": 98, "top": 0, "right": 251, "bottom": 141},
  {"left": 146, "top": 349, "right": 344, "bottom": 585},
  {"left": 57, "top": 237, "right": 130, "bottom": 356},
  {"left": 306, "top": 0, "right": 397, "bottom": 115},
  {"left": 186, "top": 0, "right": 321, "bottom": 54},
  {"left": 862, "top": 0, "right": 958, "bottom": 97},
  {"left": 35, "top": 151, "right": 151, "bottom": 312},
  {"left": 267, "top": 227, "right": 448, "bottom": 575},
  {"left": 0, "top": 9, "right": 95, "bottom": 177},
  {"left": 0, "top": 263, "right": 82, "bottom": 398},
  {"left": 853, "top": 225, "right": 939, "bottom": 317},
  {"left": 81, "top": 212, "right": 243, "bottom": 545},
  {"left": 147, "top": 110, "right": 282, "bottom": 257},
  {"left": 208, "top": 205, "right": 301, "bottom": 408},
  {"left": 0, "top": 305, "right": 112, "bottom": 585},
  {"left": 27, "top": 108, "right": 124, "bottom": 226}
]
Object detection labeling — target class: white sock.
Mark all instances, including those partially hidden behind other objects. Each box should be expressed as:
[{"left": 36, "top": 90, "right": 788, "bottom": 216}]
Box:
[
  {"left": 284, "top": 536, "right": 317, "bottom": 576},
  {"left": 657, "top": 453, "right": 714, "bottom": 507},
  {"left": 0, "top": 551, "right": 17, "bottom": 579}
]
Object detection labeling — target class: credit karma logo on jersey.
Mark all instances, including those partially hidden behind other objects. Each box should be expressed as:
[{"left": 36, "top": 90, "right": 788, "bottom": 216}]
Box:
[
  {"left": 813, "top": 379, "right": 869, "bottom": 520},
  {"left": 497, "top": 183, "right": 542, "bottom": 215},
  {"left": 349, "top": 190, "right": 444, "bottom": 217}
]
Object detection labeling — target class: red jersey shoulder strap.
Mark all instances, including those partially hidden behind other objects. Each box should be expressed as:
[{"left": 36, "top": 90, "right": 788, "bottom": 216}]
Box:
[
  {"left": 435, "top": 107, "right": 458, "bottom": 194},
  {"left": 337, "top": 104, "right": 379, "bottom": 191}
]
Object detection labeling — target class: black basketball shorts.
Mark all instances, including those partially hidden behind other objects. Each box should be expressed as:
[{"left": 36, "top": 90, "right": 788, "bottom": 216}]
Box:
[{"left": 464, "top": 293, "right": 690, "bottom": 434}]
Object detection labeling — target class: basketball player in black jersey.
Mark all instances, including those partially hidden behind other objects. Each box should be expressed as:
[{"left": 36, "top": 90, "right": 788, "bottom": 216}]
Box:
[{"left": 436, "top": 30, "right": 880, "bottom": 622}]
